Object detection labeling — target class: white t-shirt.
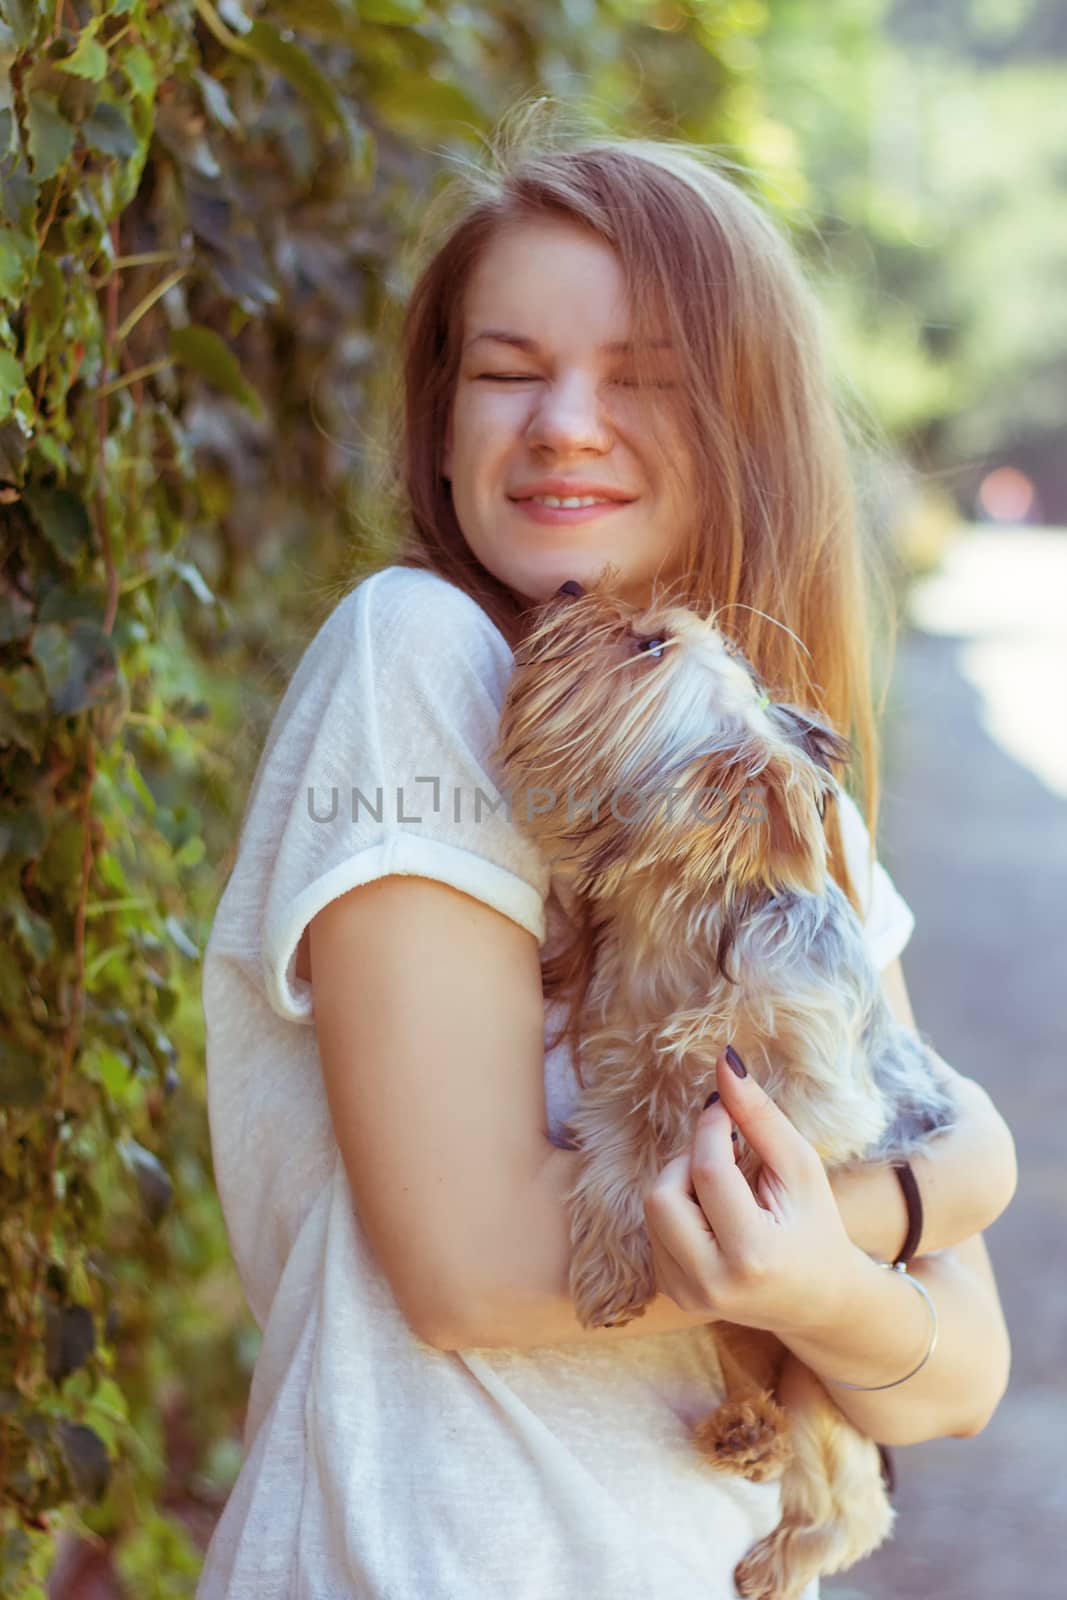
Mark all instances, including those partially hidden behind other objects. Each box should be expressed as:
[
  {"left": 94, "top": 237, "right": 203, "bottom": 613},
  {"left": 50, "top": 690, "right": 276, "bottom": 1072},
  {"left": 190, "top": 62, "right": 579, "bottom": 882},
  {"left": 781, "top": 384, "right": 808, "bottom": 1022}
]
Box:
[{"left": 196, "top": 564, "right": 915, "bottom": 1600}]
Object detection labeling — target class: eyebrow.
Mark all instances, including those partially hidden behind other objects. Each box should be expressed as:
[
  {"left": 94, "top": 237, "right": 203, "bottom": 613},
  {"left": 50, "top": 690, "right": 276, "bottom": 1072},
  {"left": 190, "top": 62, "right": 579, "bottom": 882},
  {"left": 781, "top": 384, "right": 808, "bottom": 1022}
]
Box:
[{"left": 464, "top": 330, "right": 675, "bottom": 355}]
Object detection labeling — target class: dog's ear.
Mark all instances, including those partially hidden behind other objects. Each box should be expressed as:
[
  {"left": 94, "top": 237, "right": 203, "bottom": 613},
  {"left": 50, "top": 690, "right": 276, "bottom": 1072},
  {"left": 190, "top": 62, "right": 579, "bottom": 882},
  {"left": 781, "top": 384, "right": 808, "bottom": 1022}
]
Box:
[
  {"left": 765, "top": 703, "right": 851, "bottom": 823},
  {"left": 771, "top": 703, "right": 853, "bottom": 775}
]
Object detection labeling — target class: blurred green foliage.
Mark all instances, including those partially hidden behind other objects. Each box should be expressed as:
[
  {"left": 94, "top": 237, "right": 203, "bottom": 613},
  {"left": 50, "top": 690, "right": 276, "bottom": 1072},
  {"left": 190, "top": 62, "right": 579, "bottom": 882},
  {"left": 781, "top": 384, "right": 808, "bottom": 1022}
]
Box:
[
  {"left": 0, "top": 0, "right": 1060, "bottom": 1593},
  {"left": 756, "top": 0, "right": 1067, "bottom": 514}
]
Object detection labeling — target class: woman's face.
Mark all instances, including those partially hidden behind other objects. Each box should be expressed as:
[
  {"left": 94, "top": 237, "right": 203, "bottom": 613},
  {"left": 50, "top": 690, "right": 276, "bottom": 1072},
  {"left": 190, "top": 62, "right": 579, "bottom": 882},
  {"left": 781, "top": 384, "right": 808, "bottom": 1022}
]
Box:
[{"left": 443, "top": 216, "right": 699, "bottom": 610}]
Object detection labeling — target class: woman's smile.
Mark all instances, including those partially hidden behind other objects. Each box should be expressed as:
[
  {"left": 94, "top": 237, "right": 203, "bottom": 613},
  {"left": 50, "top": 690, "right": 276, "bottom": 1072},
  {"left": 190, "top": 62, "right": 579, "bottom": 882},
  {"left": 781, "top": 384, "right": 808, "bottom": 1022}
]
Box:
[
  {"left": 508, "top": 494, "right": 636, "bottom": 526},
  {"left": 442, "top": 215, "right": 696, "bottom": 605}
]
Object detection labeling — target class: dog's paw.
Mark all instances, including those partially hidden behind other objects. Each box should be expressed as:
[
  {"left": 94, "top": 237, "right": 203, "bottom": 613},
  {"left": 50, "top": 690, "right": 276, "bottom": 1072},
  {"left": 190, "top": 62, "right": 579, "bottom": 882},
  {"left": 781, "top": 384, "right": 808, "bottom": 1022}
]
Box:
[
  {"left": 692, "top": 1391, "right": 793, "bottom": 1483},
  {"left": 569, "top": 1232, "right": 657, "bottom": 1329},
  {"left": 572, "top": 1276, "right": 653, "bottom": 1329}
]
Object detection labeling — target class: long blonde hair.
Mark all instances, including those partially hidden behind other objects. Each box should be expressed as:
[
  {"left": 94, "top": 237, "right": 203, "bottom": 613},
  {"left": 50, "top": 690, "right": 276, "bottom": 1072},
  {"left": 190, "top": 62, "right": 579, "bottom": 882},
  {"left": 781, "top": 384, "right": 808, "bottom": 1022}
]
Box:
[{"left": 360, "top": 98, "right": 902, "bottom": 1047}]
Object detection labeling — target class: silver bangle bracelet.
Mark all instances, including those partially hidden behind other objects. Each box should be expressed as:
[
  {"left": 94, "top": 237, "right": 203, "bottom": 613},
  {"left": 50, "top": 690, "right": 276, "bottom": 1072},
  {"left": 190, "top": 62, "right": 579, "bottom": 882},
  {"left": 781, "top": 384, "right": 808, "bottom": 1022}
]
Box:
[{"left": 826, "top": 1262, "right": 940, "bottom": 1393}]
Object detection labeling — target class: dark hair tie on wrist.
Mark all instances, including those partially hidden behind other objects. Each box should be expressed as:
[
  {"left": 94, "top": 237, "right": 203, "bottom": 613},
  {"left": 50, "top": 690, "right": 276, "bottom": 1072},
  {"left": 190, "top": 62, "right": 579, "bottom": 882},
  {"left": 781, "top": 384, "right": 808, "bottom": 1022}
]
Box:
[
  {"left": 892, "top": 1160, "right": 924, "bottom": 1267},
  {"left": 878, "top": 1159, "right": 925, "bottom": 1503}
]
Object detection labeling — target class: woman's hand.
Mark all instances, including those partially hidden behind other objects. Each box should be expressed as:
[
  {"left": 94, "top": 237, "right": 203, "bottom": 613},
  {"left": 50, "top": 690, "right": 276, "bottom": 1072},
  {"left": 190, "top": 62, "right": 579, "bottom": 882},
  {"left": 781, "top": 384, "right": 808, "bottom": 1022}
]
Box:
[{"left": 643, "top": 1046, "right": 865, "bottom": 1339}]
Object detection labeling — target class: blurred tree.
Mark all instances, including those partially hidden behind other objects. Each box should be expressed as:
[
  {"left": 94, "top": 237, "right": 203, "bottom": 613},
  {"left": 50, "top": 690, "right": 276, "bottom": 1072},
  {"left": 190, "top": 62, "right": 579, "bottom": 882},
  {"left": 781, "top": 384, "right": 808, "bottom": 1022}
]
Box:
[{"left": 748, "top": 0, "right": 1067, "bottom": 520}]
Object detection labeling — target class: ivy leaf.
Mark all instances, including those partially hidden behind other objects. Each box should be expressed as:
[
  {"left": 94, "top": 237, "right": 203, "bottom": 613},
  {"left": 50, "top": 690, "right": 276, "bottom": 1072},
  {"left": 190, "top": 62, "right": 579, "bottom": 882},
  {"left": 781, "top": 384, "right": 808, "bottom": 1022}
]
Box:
[
  {"left": 120, "top": 43, "right": 158, "bottom": 103},
  {"left": 0, "top": 700, "right": 35, "bottom": 755},
  {"left": 34, "top": 813, "right": 85, "bottom": 895},
  {"left": 24, "top": 483, "right": 92, "bottom": 563},
  {"left": 193, "top": 69, "right": 239, "bottom": 133},
  {"left": 45, "top": 1304, "right": 96, "bottom": 1383},
  {"left": 26, "top": 92, "right": 75, "bottom": 182},
  {"left": 0, "top": 225, "right": 37, "bottom": 304},
  {"left": 0, "top": 1039, "right": 44, "bottom": 1108},
  {"left": 57, "top": 1420, "right": 110, "bottom": 1502},
  {"left": 0, "top": 348, "right": 26, "bottom": 420},
  {"left": 83, "top": 1376, "right": 128, "bottom": 1453},
  {"left": 1, "top": 662, "right": 46, "bottom": 713},
  {"left": 0, "top": 801, "right": 48, "bottom": 864},
  {"left": 0, "top": 590, "right": 33, "bottom": 643},
  {"left": 20, "top": 251, "right": 65, "bottom": 370},
  {"left": 118, "top": 1138, "right": 174, "bottom": 1225},
  {"left": 32, "top": 619, "right": 117, "bottom": 715},
  {"left": 82, "top": 101, "right": 139, "bottom": 161},
  {"left": 57, "top": 27, "right": 109, "bottom": 84},
  {"left": 88, "top": 669, "right": 130, "bottom": 745},
  {"left": 174, "top": 835, "right": 205, "bottom": 868},
  {"left": 90, "top": 1047, "right": 134, "bottom": 1100},
  {"left": 0, "top": 418, "right": 27, "bottom": 479},
  {"left": 171, "top": 324, "right": 264, "bottom": 418},
  {"left": 0, "top": 0, "right": 43, "bottom": 51},
  {"left": 10, "top": 894, "right": 54, "bottom": 960},
  {"left": 37, "top": 584, "right": 106, "bottom": 625},
  {"left": 0, "top": 115, "right": 38, "bottom": 232},
  {"left": 244, "top": 21, "right": 351, "bottom": 144}
]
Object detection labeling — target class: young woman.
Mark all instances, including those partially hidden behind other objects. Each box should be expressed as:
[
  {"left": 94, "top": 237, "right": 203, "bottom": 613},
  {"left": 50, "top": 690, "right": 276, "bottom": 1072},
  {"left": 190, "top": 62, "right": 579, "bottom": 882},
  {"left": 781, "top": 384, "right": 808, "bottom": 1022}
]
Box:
[{"left": 197, "top": 109, "right": 1015, "bottom": 1599}]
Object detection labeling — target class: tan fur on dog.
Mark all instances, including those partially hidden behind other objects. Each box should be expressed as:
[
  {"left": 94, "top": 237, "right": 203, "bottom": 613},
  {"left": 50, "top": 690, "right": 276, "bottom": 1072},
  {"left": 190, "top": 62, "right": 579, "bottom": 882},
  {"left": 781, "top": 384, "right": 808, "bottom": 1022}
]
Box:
[{"left": 495, "top": 571, "right": 955, "bottom": 1599}]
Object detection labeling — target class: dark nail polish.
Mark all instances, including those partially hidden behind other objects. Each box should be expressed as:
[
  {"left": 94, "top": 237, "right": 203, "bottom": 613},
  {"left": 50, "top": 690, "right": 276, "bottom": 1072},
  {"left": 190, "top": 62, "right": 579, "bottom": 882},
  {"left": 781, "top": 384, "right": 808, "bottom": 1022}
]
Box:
[
  {"left": 703, "top": 1090, "right": 720, "bottom": 1109},
  {"left": 557, "top": 580, "right": 584, "bottom": 597},
  {"left": 725, "top": 1044, "right": 748, "bottom": 1078}
]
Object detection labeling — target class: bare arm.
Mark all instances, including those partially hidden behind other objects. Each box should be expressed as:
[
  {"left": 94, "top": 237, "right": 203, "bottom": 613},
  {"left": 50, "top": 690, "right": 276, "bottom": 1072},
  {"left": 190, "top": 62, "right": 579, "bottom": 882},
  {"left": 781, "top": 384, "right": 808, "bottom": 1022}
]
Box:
[
  {"left": 828, "top": 958, "right": 1016, "bottom": 1259},
  {"left": 444, "top": 956, "right": 1016, "bottom": 1353},
  {"left": 442, "top": 1137, "right": 722, "bottom": 1349},
  {"left": 779, "top": 1229, "right": 1010, "bottom": 1446},
  {"left": 308, "top": 875, "right": 555, "bottom": 1348},
  {"left": 468, "top": 1081, "right": 1013, "bottom": 1444}
]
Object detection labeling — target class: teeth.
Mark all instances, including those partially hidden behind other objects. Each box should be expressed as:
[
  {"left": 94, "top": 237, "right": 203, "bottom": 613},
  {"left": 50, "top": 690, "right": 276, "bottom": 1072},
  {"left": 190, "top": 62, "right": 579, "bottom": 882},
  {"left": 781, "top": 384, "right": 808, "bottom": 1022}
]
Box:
[{"left": 529, "top": 494, "right": 612, "bottom": 508}]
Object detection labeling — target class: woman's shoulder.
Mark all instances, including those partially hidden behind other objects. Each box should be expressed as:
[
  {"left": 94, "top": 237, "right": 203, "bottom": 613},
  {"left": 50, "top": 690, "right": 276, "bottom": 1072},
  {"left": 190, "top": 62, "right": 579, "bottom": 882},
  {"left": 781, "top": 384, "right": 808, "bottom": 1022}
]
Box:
[{"left": 332, "top": 563, "right": 512, "bottom": 665}]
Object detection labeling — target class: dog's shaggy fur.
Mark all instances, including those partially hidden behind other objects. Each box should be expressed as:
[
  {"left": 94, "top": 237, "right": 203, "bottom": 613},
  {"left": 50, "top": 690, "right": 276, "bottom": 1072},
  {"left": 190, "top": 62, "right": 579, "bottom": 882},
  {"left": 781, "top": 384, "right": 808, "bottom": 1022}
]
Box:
[{"left": 494, "top": 573, "right": 955, "bottom": 1599}]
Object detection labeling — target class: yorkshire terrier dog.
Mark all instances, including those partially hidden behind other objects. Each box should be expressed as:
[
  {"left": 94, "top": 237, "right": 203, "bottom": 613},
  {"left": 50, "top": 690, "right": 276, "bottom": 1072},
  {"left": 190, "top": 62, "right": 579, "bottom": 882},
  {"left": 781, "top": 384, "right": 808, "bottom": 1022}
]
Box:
[{"left": 493, "top": 570, "right": 956, "bottom": 1600}]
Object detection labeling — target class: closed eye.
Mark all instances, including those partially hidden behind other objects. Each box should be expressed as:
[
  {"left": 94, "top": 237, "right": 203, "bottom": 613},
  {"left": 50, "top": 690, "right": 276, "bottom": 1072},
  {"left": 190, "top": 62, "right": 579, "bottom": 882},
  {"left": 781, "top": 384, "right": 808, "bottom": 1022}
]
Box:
[
  {"left": 615, "top": 377, "right": 679, "bottom": 389},
  {"left": 476, "top": 375, "right": 677, "bottom": 389}
]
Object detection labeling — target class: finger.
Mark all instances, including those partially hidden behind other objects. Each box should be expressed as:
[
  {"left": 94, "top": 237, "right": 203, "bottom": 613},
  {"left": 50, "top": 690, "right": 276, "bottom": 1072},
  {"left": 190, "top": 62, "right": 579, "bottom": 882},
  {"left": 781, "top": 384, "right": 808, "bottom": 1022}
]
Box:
[
  {"left": 646, "top": 1170, "right": 707, "bottom": 1310},
  {"left": 686, "top": 1092, "right": 767, "bottom": 1260},
  {"left": 644, "top": 1141, "right": 722, "bottom": 1310},
  {"left": 643, "top": 1145, "right": 696, "bottom": 1203},
  {"left": 715, "top": 1045, "right": 822, "bottom": 1191}
]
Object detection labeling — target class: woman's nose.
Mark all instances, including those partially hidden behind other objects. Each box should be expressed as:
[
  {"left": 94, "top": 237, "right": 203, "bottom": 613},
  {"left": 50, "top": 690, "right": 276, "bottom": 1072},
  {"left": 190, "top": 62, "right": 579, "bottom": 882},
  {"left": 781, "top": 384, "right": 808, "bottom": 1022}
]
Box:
[{"left": 525, "top": 374, "right": 614, "bottom": 455}]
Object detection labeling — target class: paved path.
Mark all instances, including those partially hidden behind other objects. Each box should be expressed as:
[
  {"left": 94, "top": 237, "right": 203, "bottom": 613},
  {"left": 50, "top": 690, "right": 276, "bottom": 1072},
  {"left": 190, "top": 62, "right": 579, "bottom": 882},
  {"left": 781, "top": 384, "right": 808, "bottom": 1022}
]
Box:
[{"left": 828, "top": 525, "right": 1067, "bottom": 1599}]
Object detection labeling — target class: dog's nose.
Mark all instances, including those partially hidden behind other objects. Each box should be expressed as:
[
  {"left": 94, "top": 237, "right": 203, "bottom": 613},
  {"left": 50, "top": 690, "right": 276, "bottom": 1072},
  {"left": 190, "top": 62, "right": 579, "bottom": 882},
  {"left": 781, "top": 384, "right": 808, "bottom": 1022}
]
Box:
[{"left": 557, "top": 581, "right": 585, "bottom": 597}]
